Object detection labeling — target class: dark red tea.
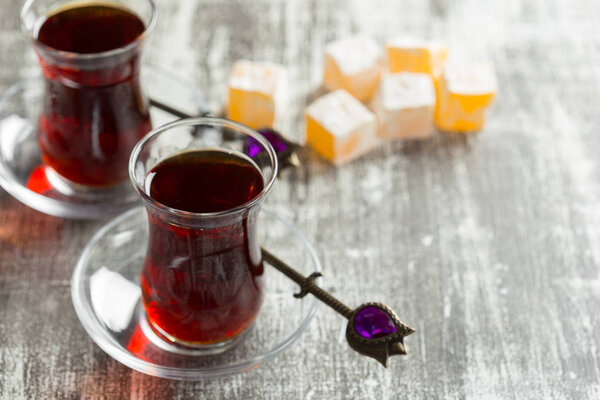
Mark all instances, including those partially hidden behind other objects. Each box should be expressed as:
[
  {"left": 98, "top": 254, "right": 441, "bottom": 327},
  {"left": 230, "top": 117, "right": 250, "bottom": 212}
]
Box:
[
  {"left": 141, "top": 150, "right": 266, "bottom": 344},
  {"left": 147, "top": 150, "right": 265, "bottom": 213},
  {"left": 34, "top": 2, "right": 151, "bottom": 186}
]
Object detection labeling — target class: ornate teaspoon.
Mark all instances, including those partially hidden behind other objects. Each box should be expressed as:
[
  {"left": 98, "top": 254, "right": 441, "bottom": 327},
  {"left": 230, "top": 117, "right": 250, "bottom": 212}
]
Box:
[{"left": 261, "top": 248, "right": 415, "bottom": 367}]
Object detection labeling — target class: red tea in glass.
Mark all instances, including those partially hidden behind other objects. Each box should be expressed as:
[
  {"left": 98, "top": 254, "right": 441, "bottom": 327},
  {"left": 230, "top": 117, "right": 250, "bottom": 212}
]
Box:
[
  {"left": 129, "top": 118, "right": 278, "bottom": 351},
  {"left": 142, "top": 150, "right": 265, "bottom": 344},
  {"left": 24, "top": 0, "right": 155, "bottom": 187}
]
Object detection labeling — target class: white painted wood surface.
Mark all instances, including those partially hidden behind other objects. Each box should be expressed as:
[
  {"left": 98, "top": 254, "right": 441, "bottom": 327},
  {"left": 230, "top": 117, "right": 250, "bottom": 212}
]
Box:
[{"left": 2, "top": 0, "right": 600, "bottom": 398}]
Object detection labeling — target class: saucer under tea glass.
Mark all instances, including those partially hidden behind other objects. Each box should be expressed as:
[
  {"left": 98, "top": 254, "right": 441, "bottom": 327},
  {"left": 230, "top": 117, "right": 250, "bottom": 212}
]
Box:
[{"left": 71, "top": 206, "right": 321, "bottom": 379}]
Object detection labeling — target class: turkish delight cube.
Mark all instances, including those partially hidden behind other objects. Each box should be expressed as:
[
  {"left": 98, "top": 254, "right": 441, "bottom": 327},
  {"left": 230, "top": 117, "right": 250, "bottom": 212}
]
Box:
[
  {"left": 323, "top": 36, "right": 382, "bottom": 102},
  {"left": 386, "top": 38, "right": 447, "bottom": 78},
  {"left": 372, "top": 72, "right": 436, "bottom": 140},
  {"left": 227, "top": 60, "right": 287, "bottom": 129},
  {"left": 435, "top": 62, "right": 497, "bottom": 132},
  {"left": 305, "top": 90, "right": 378, "bottom": 165}
]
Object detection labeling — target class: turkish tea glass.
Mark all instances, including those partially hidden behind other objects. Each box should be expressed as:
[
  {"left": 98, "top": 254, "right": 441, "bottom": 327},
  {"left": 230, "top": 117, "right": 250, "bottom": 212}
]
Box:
[
  {"left": 20, "top": 0, "right": 156, "bottom": 188},
  {"left": 129, "top": 117, "right": 278, "bottom": 353}
]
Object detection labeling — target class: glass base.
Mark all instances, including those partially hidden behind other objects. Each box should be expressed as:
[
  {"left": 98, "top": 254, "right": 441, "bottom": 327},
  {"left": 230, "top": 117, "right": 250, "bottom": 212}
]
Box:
[
  {"left": 143, "top": 314, "right": 254, "bottom": 356},
  {"left": 44, "top": 166, "right": 135, "bottom": 199},
  {"left": 71, "top": 207, "right": 321, "bottom": 379},
  {"left": 0, "top": 65, "right": 208, "bottom": 219}
]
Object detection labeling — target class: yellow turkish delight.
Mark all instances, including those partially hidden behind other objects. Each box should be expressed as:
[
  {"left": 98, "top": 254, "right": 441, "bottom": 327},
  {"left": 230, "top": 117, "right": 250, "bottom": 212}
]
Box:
[
  {"left": 323, "top": 36, "right": 382, "bottom": 102},
  {"left": 435, "top": 62, "right": 497, "bottom": 132},
  {"left": 372, "top": 72, "right": 436, "bottom": 140},
  {"left": 305, "top": 90, "right": 378, "bottom": 165},
  {"left": 386, "top": 38, "right": 447, "bottom": 77},
  {"left": 227, "top": 60, "right": 287, "bottom": 129}
]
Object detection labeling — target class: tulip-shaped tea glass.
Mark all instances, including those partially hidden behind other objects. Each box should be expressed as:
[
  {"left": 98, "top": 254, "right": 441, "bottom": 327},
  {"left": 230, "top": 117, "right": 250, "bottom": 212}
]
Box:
[
  {"left": 129, "top": 118, "right": 278, "bottom": 353},
  {"left": 21, "top": 0, "right": 156, "bottom": 188}
]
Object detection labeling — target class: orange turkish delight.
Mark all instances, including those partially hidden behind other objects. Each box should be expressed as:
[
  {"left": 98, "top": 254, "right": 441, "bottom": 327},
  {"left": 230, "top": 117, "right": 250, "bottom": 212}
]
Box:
[
  {"left": 227, "top": 60, "right": 287, "bottom": 129},
  {"left": 372, "top": 72, "right": 436, "bottom": 140},
  {"left": 435, "top": 62, "right": 497, "bottom": 132},
  {"left": 305, "top": 90, "right": 378, "bottom": 165},
  {"left": 323, "top": 36, "right": 382, "bottom": 102},
  {"left": 386, "top": 38, "right": 447, "bottom": 78}
]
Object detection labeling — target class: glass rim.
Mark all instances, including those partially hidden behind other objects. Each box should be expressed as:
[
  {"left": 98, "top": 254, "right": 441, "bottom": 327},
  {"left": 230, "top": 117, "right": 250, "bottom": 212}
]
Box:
[
  {"left": 20, "top": 0, "right": 158, "bottom": 61},
  {"left": 129, "top": 117, "right": 279, "bottom": 219}
]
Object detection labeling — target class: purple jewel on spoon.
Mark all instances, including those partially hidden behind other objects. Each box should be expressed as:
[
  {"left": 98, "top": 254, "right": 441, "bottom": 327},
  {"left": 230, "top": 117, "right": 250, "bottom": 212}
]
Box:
[
  {"left": 246, "top": 128, "right": 289, "bottom": 156},
  {"left": 246, "top": 128, "right": 301, "bottom": 173},
  {"left": 354, "top": 306, "right": 397, "bottom": 338}
]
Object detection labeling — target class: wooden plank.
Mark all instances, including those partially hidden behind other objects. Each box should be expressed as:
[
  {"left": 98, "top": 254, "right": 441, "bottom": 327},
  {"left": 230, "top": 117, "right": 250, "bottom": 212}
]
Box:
[{"left": 1, "top": 0, "right": 600, "bottom": 398}]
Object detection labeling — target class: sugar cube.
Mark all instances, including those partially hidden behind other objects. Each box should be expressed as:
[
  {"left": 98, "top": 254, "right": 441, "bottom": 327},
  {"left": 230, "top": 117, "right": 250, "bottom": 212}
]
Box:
[
  {"left": 386, "top": 38, "right": 447, "bottom": 78},
  {"left": 323, "top": 36, "right": 382, "bottom": 102},
  {"left": 435, "top": 62, "right": 497, "bottom": 132},
  {"left": 227, "top": 60, "right": 287, "bottom": 129},
  {"left": 305, "top": 90, "right": 378, "bottom": 165},
  {"left": 372, "top": 72, "right": 436, "bottom": 140}
]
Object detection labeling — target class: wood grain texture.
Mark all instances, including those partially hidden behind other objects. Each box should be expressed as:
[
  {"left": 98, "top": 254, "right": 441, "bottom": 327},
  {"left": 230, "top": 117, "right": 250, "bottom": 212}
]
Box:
[{"left": 2, "top": 0, "right": 600, "bottom": 398}]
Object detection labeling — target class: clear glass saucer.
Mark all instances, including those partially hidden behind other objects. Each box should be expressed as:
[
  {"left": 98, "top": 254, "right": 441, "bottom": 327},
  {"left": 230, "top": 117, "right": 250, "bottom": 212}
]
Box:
[
  {"left": 0, "top": 66, "right": 207, "bottom": 219},
  {"left": 71, "top": 207, "right": 321, "bottom": 380}
]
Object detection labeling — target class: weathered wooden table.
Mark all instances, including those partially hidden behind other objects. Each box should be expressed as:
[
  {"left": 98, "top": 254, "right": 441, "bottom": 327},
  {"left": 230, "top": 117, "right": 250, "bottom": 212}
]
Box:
[{"left": 2, "top": 0, "right": 600, "bottom": 398}]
